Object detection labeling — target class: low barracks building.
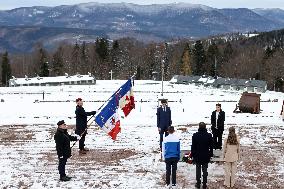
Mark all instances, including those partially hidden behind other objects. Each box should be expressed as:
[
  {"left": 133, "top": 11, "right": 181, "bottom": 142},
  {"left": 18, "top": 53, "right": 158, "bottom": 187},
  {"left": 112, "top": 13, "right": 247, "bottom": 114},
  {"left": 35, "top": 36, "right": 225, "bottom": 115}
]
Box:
[
  {"left": 170, "top": 75, "right": 267, "bottom": 93},
  {"left": 9, "top": 73, "right": 96, "bottom": 87}
]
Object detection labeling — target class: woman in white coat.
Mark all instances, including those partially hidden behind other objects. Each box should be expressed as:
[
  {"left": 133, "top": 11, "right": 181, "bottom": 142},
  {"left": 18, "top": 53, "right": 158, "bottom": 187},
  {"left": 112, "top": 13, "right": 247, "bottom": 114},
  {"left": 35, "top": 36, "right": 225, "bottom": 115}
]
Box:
[{"left": 223, "top": 127, "right": 240, "bottom": 188}]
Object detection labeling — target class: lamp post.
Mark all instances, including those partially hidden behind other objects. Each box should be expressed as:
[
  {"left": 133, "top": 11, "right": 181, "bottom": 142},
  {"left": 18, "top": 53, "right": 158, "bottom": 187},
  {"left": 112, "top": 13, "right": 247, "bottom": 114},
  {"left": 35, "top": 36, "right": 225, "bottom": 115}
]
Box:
[{"left": 161, "top": 59, "right": 165, "bottom": 96}]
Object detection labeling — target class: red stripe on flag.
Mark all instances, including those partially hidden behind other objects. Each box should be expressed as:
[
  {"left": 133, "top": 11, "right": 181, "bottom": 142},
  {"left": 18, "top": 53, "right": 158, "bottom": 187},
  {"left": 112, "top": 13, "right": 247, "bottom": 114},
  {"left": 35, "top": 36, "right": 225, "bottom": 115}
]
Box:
[
  {"left": 122, "top": 95, "right": 135, "bottom": 117},
  {"left": 108, "top": 120, "right": 121, "bottom": 140}
]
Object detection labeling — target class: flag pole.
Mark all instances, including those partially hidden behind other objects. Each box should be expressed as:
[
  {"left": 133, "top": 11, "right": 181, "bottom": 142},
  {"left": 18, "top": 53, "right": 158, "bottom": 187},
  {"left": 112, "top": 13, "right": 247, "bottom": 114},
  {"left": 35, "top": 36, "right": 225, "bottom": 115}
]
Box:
[
  {"left": 71, "top": 84, "right": 124, "bottom": 149},
  {"left": 71, "top": 77, "right": 136, "bottom": 149}
]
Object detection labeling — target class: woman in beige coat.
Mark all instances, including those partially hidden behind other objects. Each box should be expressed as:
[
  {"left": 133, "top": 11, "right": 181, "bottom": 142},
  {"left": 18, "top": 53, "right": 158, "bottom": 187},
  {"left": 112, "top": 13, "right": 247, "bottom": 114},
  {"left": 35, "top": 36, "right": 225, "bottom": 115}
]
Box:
[{"left": 223, "top": 127, "right": 240, "bottom": 188}]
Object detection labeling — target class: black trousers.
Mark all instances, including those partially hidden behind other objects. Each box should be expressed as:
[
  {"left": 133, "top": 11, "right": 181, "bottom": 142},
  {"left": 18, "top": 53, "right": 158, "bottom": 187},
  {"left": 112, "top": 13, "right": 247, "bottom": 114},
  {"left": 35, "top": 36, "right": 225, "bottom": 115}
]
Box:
[
  {"left": 212, "top": 128, "right": 223, "bottom": 149},
  {"left": 79, "top": 132, "right": 87, "bottom": 150},
  {"left": 58, "top": 157, "right": 67, "bottom": 178},
  {"left": 159, "top": 129, "right": 169, "bottom": 149},
  {"left": 196, "top": 163, "right": 208, "bottom": 185},
  {"left": 165, "top": 157, "right": 179, "bottom": 185}
]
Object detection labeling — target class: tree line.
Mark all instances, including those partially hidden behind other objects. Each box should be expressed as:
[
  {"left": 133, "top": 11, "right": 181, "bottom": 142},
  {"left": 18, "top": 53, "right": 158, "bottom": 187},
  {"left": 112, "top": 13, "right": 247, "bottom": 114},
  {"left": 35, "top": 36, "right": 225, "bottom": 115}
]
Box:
[{"left": 0, "top": 31, "right": 283, "bottom": 92}]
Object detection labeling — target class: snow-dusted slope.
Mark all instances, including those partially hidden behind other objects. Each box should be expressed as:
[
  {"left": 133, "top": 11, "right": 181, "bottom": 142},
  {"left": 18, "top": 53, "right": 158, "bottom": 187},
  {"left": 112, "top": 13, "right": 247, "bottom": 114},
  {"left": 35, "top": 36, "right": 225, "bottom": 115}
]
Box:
[
  {"left": 0, "top": 80, "right": 283, "bottom": 125},
  {"left": 0, "top": 80, "right": 283, "bottom": 188}
]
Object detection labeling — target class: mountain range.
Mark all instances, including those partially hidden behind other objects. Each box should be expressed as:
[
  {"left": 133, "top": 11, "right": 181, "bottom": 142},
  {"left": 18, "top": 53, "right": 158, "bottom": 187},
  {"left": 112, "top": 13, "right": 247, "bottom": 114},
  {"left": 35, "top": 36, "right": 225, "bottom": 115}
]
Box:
[{"left": 1, "top": 2, "right": 284, "bottom": 52}]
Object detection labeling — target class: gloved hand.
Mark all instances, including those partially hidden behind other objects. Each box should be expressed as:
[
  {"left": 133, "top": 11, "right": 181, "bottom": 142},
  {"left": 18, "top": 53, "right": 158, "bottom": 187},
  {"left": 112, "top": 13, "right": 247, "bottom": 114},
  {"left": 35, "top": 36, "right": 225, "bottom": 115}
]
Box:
[
  {"left": 59, "top": 156, "right": 64, "bottom": 159},
  {"left": 92, "top": 111, "right": 96, "bottom": 115},
  {"left": 76, "top": 135, "right": 81, "bottom": 140}
]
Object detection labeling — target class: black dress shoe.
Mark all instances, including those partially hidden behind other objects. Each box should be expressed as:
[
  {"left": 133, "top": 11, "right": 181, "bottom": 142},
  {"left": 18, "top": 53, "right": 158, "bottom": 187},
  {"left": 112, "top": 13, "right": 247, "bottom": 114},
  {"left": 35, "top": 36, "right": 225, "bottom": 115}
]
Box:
[
  {"left": 79, "top": 150, "right": 87, "bottom": 154},
  {"left": 202, "top": 184, "right": 207, "bottom": 189},
  {"left": 195, "top": 183, "right": 201, "bottom": 188},
  {"left": 60, "top": 176, "right": 71, "bottom": 181},
  {"left": 82, "top": 148, "right": 89, "bottom": 151}
]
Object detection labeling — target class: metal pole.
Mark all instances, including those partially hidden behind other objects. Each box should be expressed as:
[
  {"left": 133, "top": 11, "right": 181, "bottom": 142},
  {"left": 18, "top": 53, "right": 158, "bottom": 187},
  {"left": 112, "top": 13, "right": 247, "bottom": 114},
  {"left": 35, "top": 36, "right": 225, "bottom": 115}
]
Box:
[
  {"left": 214, "top": 55, "right": 217, "bottom": 78},
  {"left": 109, "top": 70, "right": 113, "bottom": 80},
  {"left": 161, "top": 60, "right": 164, "bottom": 96}
]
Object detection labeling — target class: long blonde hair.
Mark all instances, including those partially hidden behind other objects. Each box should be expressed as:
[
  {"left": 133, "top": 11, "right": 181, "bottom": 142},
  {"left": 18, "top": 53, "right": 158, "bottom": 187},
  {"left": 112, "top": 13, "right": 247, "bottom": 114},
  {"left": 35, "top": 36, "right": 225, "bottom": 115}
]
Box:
[{"left": 227, "top": 127, "right": 238, "bottom": 145}]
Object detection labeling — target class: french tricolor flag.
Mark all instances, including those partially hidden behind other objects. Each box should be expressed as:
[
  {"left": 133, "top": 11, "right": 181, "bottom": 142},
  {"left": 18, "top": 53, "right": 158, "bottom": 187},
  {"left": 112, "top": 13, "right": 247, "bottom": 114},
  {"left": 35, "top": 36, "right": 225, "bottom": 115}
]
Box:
[
  {"left": 95, "top": 95, "right": 121, "bottom": 140},
  {"left": 118, "top": 79, "right": 135, "bottom": 117},
  {"left": 95, "top": 79, "right": 134, "bottom": 140}
]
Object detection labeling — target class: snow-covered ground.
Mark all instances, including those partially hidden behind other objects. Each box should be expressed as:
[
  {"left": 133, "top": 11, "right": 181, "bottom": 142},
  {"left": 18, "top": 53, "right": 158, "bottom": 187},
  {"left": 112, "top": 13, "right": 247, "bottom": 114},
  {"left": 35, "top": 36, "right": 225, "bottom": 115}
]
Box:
[{"left": 0, "top": 80, "right": 283, "bottom": 188}]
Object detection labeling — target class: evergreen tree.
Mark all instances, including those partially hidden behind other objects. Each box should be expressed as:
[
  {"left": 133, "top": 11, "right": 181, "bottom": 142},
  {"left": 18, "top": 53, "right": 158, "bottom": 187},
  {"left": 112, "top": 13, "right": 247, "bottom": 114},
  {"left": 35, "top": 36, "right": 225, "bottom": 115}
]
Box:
[
  {"left": 1, "top": 51, "right": 11, "bottom": 86},
  {"left": 96, "top": 38, "right": 109, "bottom": 60},
  {"left": 113, "top": 40, "right": 119, "bottom": 49},
  {"left": 274, "top": 77, "right": 284, "bottom": 91},
  {"left": 180, "top": 45, "right": 192, "bottom": 75},
  {"left": 95, "top": 38, "right": 109, "bottom": 77},
  {"left": 260, "top": 46, "right": 275, "bottom": 80},
  {"left": 38, "top": 48, "right": 49, "bottom": 77},
  {"left": 221, "top": 42, "right": 233, "bottom": 77},
  {"left": 263, "top": 46, "right": 275, "bottom": 59},
  {"left": 136, "top": 66, "right": 141, "bottom": 80},
  {"left": 206, "top": 42, "right": 220, "bottom": 77},
  {"left": 223, "top": 42, "right": 233, "bottom": 63},
  {"left": 192, "top": 40, "right": 206, "bottom": 75},
  {"left": 71, "top": 43, "right": 80, "bottom": 74},
  {"left": 110, "top": 40, "right": 121, "bottom": 79},
  {"left": 144, "top": 44, "right": 156, "bottom": 79},
  {"left": 80, "top": 42, "right": 90, "bottom": 74},
  {"left": 163, "top": 42, "right": 170, "bottom": 80},
  {"left": 52, "top": 46, "right": 64, "bottom": 76}
]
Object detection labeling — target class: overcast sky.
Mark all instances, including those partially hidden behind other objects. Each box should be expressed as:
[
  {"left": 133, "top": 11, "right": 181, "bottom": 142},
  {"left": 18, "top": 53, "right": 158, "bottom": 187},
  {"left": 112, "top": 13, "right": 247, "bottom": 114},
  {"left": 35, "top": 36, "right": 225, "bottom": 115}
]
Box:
[{"left": 1, "top": 0, "right": 284, "bottom": 10}]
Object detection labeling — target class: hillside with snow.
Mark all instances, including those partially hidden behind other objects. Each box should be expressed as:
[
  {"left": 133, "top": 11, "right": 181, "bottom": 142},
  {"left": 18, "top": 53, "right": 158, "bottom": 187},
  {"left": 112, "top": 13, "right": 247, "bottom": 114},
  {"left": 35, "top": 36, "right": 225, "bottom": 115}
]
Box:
[
  {"left": 0, "top": 80, "right": 283, "bottom": 188},
  {"left": 1, "top": 3, "right": 284, "bottom": 52}
]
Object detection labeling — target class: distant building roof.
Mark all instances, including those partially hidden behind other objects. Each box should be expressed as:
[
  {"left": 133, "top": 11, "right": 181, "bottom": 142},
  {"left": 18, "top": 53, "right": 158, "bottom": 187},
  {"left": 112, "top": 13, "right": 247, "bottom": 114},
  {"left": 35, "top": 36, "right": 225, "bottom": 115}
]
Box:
[
  {"left": 171, "top": 75, "right": 267, "bottom": 91},
  {"left": 246, "top": 80, "right": 267, "bottom": 88},
  {"left": 170, "top": 75, "right": 201, "bottom": 83},
  {"left": 9, "top": 73, "right": 96, "bottom": 86}
]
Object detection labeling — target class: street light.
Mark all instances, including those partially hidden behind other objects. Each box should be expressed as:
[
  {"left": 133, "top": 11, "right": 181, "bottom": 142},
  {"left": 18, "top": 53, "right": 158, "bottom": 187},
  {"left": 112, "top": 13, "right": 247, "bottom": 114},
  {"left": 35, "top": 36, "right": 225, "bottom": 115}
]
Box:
[{"left": 161, "top": 59, "right": 165, "bottom": 96}]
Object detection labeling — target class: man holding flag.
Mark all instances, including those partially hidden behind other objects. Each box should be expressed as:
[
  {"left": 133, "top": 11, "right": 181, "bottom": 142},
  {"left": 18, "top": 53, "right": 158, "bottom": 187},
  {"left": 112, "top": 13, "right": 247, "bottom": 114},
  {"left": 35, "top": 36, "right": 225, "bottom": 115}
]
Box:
[{"left": 75, "top": 98, "right": 96, "bottom": 154}]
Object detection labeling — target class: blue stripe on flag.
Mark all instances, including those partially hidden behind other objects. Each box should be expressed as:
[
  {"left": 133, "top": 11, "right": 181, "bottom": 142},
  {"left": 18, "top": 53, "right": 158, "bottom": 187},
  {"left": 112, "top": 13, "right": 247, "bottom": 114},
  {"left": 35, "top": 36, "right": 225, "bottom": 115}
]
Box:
[
  {"left": 95, "top": 96, "right": 117, "bottom": 128},
  {"left": 110, "top": 79, "right": 132, "bottom": 99},
  {"left": 119, "top": 79, "right": 132, "bottom": 97},
  {"left": 95, "top": 79, "right": 132, "bottom": 127}
]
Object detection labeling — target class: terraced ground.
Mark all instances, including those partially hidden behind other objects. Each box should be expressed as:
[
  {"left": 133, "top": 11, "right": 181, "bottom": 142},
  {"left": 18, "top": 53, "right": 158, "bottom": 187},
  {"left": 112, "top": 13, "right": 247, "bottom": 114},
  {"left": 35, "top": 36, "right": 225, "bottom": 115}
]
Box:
[{"left": 0, "top": 123, "right": 283, "bottom": 189}]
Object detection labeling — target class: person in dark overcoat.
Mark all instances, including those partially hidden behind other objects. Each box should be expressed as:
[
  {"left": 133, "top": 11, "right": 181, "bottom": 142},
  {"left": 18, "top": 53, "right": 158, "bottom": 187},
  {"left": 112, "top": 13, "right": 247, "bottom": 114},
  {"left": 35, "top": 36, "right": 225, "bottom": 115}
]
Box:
[
  {"left": 157, "top": 99, "right": 172, "bottom": 150},
  {"left": 191, "top": 122, "right": 213, "bottom": 189},
  {"left": 75, "top": 98, "right": 96, "bottom": 154},
  {"left": 54, "top": 120, "right": 78, "bottom": 181},
  {"left": 211, "top": 103, "right": 225, "bottom": 149}
]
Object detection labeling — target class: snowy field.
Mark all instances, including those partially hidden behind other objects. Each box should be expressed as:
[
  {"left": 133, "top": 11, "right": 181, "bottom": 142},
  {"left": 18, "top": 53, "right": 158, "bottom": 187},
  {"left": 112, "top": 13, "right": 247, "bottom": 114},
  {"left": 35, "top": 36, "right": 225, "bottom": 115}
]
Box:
[{"left": 0, "top": 80, "right": 284, "bottom": 189}]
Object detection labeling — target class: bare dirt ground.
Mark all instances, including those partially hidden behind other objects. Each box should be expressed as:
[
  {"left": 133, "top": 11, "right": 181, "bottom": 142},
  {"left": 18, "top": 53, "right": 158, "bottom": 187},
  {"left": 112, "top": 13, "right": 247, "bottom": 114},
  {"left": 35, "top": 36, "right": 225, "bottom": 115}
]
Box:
[{"left": 0, "top": 124, "right": 283, "bottom": 188}]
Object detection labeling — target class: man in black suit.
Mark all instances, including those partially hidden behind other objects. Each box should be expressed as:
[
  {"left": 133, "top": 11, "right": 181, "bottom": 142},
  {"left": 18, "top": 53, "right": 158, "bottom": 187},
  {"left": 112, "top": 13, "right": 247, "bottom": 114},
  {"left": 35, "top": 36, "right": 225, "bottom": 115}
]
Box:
[
  {"left": 54, "top": 120, "right": 78, "bottom": 181},
  {"left": 191, "top": 122, "right": 213, "bottom": 189},
  {"left": 157, "top": 99, "right": 172, "bottom": 150},
  {"left": 75, "top": 98, "right": 96, "bottom": 154},
  {"left": 210, "top": 103, "right": 225, "bottom": 149}
]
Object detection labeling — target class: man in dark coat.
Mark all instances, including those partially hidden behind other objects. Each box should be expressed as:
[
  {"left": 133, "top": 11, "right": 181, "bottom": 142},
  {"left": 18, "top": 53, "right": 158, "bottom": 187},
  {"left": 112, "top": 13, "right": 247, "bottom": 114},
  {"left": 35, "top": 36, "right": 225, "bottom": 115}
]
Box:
[
  {"left": 54, "top": 120, "right": 78, "bottom": 181},
  {"left": 75, "top": 98, "right": 96, "bottom": 154},
  {"left": 157, "top": 99, "right": 172, "bottom": 150},
  {"left": 191, "top": 122, "right": 213, "bottom": 189},
  {"left": 210, "top": 103, "right": 225, "bottom": 149}
]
